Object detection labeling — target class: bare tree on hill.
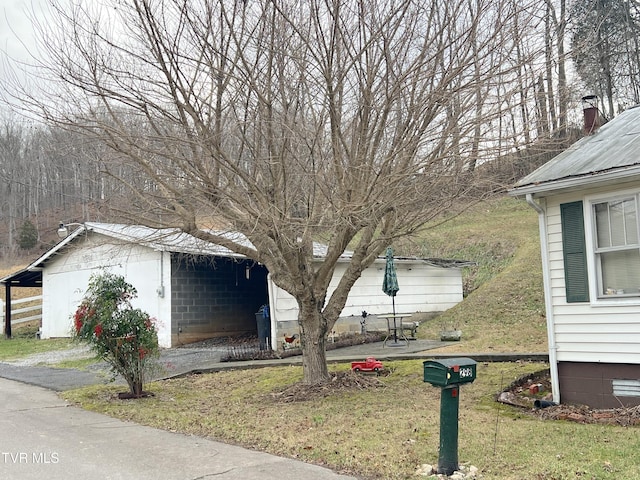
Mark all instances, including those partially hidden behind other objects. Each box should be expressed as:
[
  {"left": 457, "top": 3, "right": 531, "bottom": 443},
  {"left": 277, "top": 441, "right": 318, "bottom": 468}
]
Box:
[{"left": 7, "top": 0, "right": 535, "bottom": 384}]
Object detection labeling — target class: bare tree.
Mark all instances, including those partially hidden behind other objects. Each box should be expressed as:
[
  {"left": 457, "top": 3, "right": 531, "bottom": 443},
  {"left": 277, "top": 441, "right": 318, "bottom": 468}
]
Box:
[
  {"left": 0, "top": 117, "right": 25, "bottom": 253},
  {"left": 0, "top": 113, "right": 133, "bottom": 253},
  {"left": 8, "top": 0, "right": 529, "bottom": 384},
  {"left": 539, "top": 0, "right": 570, "bottom": 138}
]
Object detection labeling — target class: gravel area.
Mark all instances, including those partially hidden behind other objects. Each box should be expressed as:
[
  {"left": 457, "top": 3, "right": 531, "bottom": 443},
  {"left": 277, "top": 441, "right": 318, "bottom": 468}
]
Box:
[
  {"left": 3, "top": 345, "right": 94, "bottom": 366},
  {"left": 2, "top": 343, "right": 228, "bottom": 379},
  {"left": 0, "top": 343, "right": 230, "bottom": 390}
]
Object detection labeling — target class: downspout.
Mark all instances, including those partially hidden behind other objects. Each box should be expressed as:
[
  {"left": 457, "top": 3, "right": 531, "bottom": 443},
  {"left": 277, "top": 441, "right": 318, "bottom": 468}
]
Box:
[
  {"left": 267, "top": 273, "right": 277, "bottom": 351},
  {"left": 156, "top": 250, "right": 170, "bottom": 349},
  {"left": 526, "top": 193, "right": 560, "bottom": 404}
]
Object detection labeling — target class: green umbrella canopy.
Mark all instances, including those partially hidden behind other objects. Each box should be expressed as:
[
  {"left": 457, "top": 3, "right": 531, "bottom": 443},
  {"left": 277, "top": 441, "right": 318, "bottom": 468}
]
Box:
[{"left": 382, "top": 247, "right": 399, "bottom": 297}]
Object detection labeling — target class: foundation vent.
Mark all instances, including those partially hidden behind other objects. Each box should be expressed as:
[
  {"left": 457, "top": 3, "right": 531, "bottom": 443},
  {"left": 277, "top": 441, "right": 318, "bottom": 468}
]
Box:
[{"left": 612, "top": 379, "right": 640, "bottom": 397}]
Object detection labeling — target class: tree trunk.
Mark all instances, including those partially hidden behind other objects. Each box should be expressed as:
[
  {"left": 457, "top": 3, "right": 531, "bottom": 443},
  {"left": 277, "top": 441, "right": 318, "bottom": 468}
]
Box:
[
  {"left": 544, "top": 1, "right": 557, "bottom": 135},
  {"left": 536, "top": 74, "right": 550, "bottom": 137},
  {"left": 557, "top": 0, "right": 568, "bottom": 138},
  {"left": 298, "top": 299, "right": 330, "bottom": 385}
]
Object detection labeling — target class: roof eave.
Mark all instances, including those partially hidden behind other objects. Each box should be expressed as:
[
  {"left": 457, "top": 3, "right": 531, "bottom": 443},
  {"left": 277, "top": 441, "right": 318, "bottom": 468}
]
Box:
[
  {"left": 22, "top": 225, "right": 90, "bottom": 271},
  {"left": 509, "top": 165, "right": 640, "bottom": 198}
]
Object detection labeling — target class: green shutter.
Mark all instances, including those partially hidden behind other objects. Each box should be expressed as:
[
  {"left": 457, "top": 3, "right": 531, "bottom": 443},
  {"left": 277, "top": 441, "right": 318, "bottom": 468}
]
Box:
[{"left": 560, "top": 201, "right": 590, "bottom": 302}]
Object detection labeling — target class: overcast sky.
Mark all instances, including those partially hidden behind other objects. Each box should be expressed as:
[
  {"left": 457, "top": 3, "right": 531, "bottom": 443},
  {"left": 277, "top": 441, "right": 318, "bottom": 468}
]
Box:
[
  {"left": 0, "top": 0, "right": 55, "bottom": 117},
  {"left": 1, "top": 0, "right": 44, "bottom": 68}
]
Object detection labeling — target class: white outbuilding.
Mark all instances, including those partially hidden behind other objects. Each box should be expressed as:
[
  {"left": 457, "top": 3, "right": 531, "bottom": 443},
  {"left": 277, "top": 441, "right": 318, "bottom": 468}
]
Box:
[{"left": 2, "top": 223, "right": 471, "bottom": 349}]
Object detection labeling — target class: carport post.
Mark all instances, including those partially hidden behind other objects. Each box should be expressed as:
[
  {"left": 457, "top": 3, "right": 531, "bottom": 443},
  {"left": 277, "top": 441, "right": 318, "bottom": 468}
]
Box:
[{"left": 4, "top": 283, "right": 11, "bottom": 339}]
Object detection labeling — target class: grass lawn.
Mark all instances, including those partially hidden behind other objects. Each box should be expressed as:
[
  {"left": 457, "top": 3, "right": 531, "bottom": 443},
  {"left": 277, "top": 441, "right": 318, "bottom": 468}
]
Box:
[
  {"left": 61, "top": 360, "right": 640, "bottom": 480},
  {"left": 0, "top": 323, "right": 75, "bottom": 361}
]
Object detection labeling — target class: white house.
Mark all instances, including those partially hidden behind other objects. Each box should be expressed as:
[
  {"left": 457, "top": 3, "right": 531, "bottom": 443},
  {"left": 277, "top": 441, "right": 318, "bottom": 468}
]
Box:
[
  {"left": 2, "top": 223, "right": 470, "bottom": 349},
  {"left": 510, "top": 103, "right": 640, "bottom": 408}
]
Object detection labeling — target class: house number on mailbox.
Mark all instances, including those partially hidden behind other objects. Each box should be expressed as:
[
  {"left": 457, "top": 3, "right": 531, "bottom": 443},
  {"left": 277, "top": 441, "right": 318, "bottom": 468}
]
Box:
[{"left": 459, "top": 367, "right": 473, "bottom": 378}]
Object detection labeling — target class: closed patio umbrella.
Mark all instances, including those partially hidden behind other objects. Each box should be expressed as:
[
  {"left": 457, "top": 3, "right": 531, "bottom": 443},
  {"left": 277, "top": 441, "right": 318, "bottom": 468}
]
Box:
[
  {"left": 382, "top": 247, "right": 400, "bottom": 341},
  {"left": 382, "top": 247, "right": 400, "bottom": 306}
]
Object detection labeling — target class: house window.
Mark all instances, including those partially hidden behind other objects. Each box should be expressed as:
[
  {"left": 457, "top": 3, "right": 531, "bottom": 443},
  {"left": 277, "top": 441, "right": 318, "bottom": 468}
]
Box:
[{"left": 593, "top": 197, "right": 640, "bottom": 297}]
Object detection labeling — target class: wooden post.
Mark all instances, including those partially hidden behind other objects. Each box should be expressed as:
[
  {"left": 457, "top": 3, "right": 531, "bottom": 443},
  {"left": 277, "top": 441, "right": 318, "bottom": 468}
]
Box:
[{"left": 4, "top": 283, "right": 11, "bottom": 339}]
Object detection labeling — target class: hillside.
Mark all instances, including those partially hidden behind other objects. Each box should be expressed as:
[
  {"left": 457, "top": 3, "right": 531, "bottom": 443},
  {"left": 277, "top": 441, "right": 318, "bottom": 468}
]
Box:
[{"left": 409, "top": 195, "right": 546, "bottom": 352}]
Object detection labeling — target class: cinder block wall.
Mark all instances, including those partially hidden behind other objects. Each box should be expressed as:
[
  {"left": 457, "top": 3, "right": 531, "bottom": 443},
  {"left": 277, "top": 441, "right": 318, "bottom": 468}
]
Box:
[{"left": 170, "top": 254, "right": 268, "bottom": 344}]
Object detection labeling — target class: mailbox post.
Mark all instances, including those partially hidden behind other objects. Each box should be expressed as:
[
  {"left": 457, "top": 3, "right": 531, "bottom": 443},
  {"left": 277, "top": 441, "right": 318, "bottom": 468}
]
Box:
[{"left": 423, "top": 357, "right": 477, "bottom": 476}]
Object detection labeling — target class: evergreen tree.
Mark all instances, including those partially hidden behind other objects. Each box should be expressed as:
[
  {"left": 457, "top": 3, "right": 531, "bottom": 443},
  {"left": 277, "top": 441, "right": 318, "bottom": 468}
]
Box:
[{"left": 18, "top": 219, "right": 38, "bottom": 250}]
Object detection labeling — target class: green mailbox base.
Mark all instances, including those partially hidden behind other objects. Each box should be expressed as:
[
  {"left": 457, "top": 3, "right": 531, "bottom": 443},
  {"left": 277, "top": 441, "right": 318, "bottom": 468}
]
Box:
[
  {"left": 423, "top": 357, "right": 477, "bottom": 476},
  {"left": 438, "top": 386, "right": 459, "bottom": 475}
]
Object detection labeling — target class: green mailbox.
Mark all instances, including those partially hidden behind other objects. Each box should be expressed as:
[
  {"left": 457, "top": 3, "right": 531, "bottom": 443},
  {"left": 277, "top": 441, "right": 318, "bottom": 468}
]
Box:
[
  {"left": 423, "top": 357, "right": 477, "bottom": 476},
  {"left": 423, "top": 357, "right": 477, "bottom": 387}
]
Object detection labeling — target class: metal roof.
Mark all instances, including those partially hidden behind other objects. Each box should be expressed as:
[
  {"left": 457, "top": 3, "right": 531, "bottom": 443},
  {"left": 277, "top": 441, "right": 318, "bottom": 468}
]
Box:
[
  {"left": 510, "top": 105, "right": 640, "bottom": 197},
  {"left": 85, "top": 223, "right": 351, "bottom": 259},
  {"left": 0, "top": 223, "right": 472, "bottom": 288},
  {"left": 86, "top": 223, "right": 249, "bottom": 257},
  {"left": 0, "top": 224, "right": 246, "bottom": 288}
]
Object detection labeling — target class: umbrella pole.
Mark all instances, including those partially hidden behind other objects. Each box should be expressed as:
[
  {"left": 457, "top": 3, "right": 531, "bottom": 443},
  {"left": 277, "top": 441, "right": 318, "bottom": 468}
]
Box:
[{"left": 392, "top": 297, "right": 397, "bottom": 343}]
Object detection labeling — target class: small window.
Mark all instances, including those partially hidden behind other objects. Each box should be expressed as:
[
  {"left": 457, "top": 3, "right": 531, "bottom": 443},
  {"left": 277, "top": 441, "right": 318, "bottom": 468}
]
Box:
[{"left": 593, "top": 197, "right": 640, "bottom": 297}]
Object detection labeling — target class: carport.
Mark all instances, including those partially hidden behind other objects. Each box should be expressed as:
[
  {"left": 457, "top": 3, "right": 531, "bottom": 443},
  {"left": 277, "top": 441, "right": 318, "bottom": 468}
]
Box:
[{"left": 1, "top": 267, "right": 42, "bottom": 338}]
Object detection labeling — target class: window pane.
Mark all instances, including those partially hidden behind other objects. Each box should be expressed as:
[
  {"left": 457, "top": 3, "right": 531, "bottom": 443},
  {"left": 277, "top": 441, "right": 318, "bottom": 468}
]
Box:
[
  {"left": 595, "top": 202, "right": 611, "bottom": 248},
  {"left": 609, "top": 200, "right": 626, "bottom": 246},
  {"left": 594, "top": 198, "right": 638, "bottom": 248},
  {"left": 600, "top": 249, "right": 640, "bottom": 295},
  {"left": 625, "top": 199, "right": 638, "bottom": 244}
]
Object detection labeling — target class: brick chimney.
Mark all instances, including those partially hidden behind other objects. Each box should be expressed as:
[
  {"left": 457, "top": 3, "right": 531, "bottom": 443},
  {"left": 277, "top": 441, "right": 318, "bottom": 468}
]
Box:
[{"left": 582, "top": 95, "right": 600, "bottom": 135}]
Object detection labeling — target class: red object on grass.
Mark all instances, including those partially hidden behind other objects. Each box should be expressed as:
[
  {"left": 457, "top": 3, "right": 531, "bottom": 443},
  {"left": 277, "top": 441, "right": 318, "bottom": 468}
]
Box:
[{"left": 351, "top": 356, "right": 384, "bottom": 372}]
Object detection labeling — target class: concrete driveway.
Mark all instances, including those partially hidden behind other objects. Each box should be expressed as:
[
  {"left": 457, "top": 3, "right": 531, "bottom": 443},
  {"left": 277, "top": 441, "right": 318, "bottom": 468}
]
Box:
[{"left": 0, "top": 377, "right": 359, "bottom": 480}]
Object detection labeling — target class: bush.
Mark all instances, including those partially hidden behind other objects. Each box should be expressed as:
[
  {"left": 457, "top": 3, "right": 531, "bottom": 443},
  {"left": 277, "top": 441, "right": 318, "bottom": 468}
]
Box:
[{"left": 73, "top": 272, "right": 159, "bottom": 398}]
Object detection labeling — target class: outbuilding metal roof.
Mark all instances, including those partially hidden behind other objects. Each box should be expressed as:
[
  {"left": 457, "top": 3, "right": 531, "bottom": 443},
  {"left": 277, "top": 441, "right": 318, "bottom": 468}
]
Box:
[
  {"left": 510, "top": 105, "right": 640, "bottom": 197},
  {"left": 85, "top": 223, "right": 350, "bottom": 259},
  {"left": 1, "top": 223, "right": 473, "bottom": 288},
  {"left": 86, "top": 223, "right": 249, "bottom": 257}
]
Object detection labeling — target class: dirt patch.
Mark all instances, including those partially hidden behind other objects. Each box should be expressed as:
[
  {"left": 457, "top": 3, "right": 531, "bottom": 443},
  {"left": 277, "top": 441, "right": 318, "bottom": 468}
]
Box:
[
  {"left": 535, "top": 403, "right": 640, "bottom": 426},
  {"left": 117, "top": 390, "right": 155, "bottom": 400},
  {"left": 270, "top": 369, "right": 387, "bottom": 403},
  {"left": 499, "top": 369, "right": 640, "bottom": 426}
]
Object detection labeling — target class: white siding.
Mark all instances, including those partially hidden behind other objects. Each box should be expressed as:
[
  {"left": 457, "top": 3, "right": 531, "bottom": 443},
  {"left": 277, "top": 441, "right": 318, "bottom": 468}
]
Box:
[
  {"left": 271, "top": 259, "right": 463, "bottom": 337},
  {"left": 41, "top": 234, "right": 173, "bottom": 347},
  {"left": 327, "top": 261, "right": 462, "bottom": 316},
  {"left": 545, "top": 184, "right": 640, "bottom": 364}
]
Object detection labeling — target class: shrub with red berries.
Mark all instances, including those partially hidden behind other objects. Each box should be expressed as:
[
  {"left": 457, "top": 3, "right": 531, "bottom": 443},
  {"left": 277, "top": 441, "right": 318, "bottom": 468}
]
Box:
[{"left": 73, "top": 272, "right": 159, "bottom": 398}]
